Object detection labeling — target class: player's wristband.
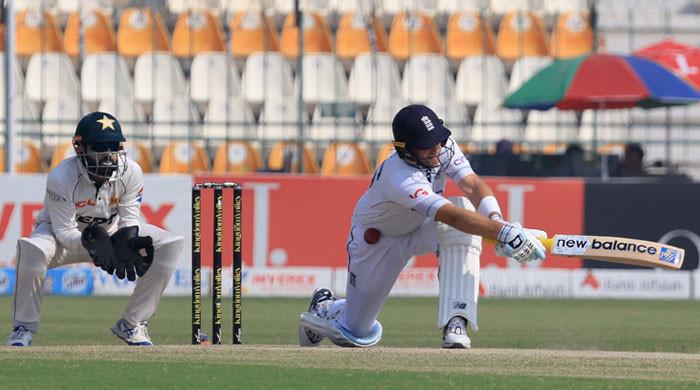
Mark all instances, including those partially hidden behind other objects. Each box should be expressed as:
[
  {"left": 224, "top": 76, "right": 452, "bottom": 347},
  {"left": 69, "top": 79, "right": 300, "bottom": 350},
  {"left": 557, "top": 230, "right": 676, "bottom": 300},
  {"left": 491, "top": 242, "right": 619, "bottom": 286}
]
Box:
[{"left": 478, "top": 195, "right": 502, "bottom": 221}]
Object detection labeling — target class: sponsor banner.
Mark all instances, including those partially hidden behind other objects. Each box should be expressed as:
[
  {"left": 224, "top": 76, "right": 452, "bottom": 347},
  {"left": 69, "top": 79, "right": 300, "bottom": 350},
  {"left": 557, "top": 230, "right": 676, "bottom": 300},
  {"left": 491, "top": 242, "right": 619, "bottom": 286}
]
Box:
[
  {"left": 335, "top": 267, "right": 440, "bottom": 297},
  {"left": 584, "top": 182, "right": 700, "bottom": 270},
  {"left": 694, "top": 271, "right": 699, "bottom": 300},
  {"left": 480, "top": 268, "right": 571, "bottom": 298},
  {"left": 245, "top": 267, "right": 332, "bottom": 297},
  {"left": 0, "top": 268, "right": 16, "bottom": 295},
  {"left": 43, "top": 267, "right": 93, "bottom": 296},
  {"left": 572, "top": 269, "right": 691, "bottom": 299},
  {"left": 196, "top": 174, "right": 585, "bottom": 269}
]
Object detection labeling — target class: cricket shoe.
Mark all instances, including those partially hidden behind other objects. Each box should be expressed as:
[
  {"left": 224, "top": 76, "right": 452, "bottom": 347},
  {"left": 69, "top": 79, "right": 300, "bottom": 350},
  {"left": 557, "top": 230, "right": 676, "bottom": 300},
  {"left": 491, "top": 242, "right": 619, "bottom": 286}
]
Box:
[
  {"left": 299, "top": 288, "right": 335, "bottom": 347},
  {"left": 442, "top": 316, "right": 471, "bottom": 349},
  {"left": 6, "top": 326, "right": 33, "bottom": 347},
  {"left": 111, "top": 319, "right": 153, "bottom": 346}
]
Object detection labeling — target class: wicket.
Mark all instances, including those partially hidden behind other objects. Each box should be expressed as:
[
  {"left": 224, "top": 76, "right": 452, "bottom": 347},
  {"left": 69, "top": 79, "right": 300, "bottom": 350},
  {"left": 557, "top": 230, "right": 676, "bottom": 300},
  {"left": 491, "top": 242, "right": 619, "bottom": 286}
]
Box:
[{"left": 192, "top": 182, "right": 243, "bottom": 345}]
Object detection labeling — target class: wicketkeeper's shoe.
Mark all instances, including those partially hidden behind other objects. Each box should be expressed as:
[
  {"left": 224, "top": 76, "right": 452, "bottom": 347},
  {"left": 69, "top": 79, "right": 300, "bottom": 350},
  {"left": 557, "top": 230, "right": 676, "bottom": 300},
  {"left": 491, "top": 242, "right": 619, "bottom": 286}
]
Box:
[
  {"left": 442, "top": 316, "right": 471, "bottom": 349},
  {"left": 299, "top": 288, "right": 335, "bottom": 347},
  {"left": 111, "top": 319, "right": 154, "bottom": 346},
  {"left": 6, "top": 325, "right": 33, "bottom": 347}
]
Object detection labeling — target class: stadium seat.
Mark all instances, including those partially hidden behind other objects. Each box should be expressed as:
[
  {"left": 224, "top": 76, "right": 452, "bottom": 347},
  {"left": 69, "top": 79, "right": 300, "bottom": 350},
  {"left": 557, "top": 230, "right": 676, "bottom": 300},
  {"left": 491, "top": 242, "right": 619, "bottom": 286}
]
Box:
[
  {"left": 171, "top": 10, "right": 225, "bottom": 58},
  {"left": 496, "top": 11, "right": 549, "bottom": 61},
  {"left": 220, "top": 0, "right": 264, "bottom": 15},
  {"left": 471, "top": 105, "right": 524, "bottom": 144},
  {"left": 375, "top": 142, "right": 396, "bottom": 167},
  {"left": 117, "top": 8, "right": 170, "bottom": 59},
  {"left": 241, "top": 52, "right": 295, "bottom": 109},
  {"left": 321, "top": 142, "right": 372, "bottom": 175},
  {"left": 133, "top": 52, "right": 188, "bottom": 109},
  {"left": 212, "top": 141, "right": 263, "bottom": 173},
  {"left": 383, "top": 0, "right": 439, "bottom": 16},
  {"left": 16, "top": 9, "right": 64, "bottom": 58},
  {"left": 41, "top": 98, "right": 85, "bottom": 144},
  {"left": 229, "top": 10, "right": 280, "bottom": 60},
  {"left": 348, "top": 53, "right": 402, "bottom": 107},
  {"left": 25, "top": 53, "right": 80, "bottom": 104},
  {"left": 0, "top": 142, "right": 45, "bottom": 173},
  {"left": 430, "top": 100, "right": 469, "bottom": 138},
  {"left": 298, "top": 54, "right": 349, "bottom": 109},
  {"left": 49, "top": 141, "right": 76, "bottom": 169},
  {"left": 401, "top": 54, "right": 455, "bottom": 107},
  {"left": 445, "top": 11, "right": 496, "bottom": 63},
  {"left": 64, "top": 10, "right": 116, "bottom": 58},
  {"left": 310, "top": 102, "right": 363, "bottom": 142},
  {"left": 204, "top": 96, "right": 257, "bottom": 140},
  {"left": 542, "top": 0, "right": 589, "bottom": 16},
  {"left": 489, "top": 0, "right": 531, "bottom": 15},
  {"left": 258, "top": 98, "right": 308, "bottom": 141},
  {"left": 151, "top": 96, "right": 201, "bottom": 141},
  {"left": 0, "top": 55, "right": 26, "bottom": 101},
  {"left": 58, "top": 0, "right": 113, "bottom": 15},
  {"left": 81, "top": 53, "right": 134, "bottom": 108},
  {"left": 524, "top": 109, "right": 578, "bottom": 145},
  {"left": 13, "top": 0, "right": 58, "bottom": 13},
  {"left": 190, "top": 52, "right": 240, "bottom": 111},
  {"left": 364, "top": 99, "right": 405, "bottom": 142},
  {"left": 159, "top": 142, "right": 211, "bottom": 173},
  {"left": 507, "top": 56, "right": 552, "bottom": 93},
  {"left": 0, "top": 95, "right": 39, "bottom": 137},
  {"left": 550, "top": 11, "right": 593, "bottom": 59},
  {"left": 580, "top": 110, "right": 631, "bottom": 144},
  {"left": 274, "top": 0, "right": 330, "bottom": 17},
  {"left": 123, "top": 142, "right": 154, "bottom": 173},
  {"left": 630, "top": 105, "right": 700, "bottom": 127},
  {"left": 437, "top": 0, "right": 487, "bottom": 14},
  {"left": 330, "top": 0, "right": 383, "bottom": 15},
  {"left": 167, "top": 0, "right": 219, "bottom": 15},
  {"left": 388, "top": 12, "right": 442, "bottom": 62},
  {"left": 280, "top": 11, "right": 334, "bottom": 59},
  {"left": 0, "top": 24, "right": 4, "bottom": 51},
  {"left": 455, "top": 55, "right": 508, "bottom": 108},
  {"left": 267, "top": 142, "right": 319, "bottom": 173},
  {"left": 98, "top": 97, "right": 148, "bottom": 140},
  {"left": 336, "top": 12, "right": 388, "bottom": 65}
]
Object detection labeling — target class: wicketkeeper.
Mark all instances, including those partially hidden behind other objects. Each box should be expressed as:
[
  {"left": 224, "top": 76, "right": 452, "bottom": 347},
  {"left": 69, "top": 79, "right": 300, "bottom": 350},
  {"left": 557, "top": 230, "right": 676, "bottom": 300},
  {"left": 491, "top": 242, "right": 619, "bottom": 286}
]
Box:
[{"left": 6, "top": 112, "right": 183, "bottom": 347}]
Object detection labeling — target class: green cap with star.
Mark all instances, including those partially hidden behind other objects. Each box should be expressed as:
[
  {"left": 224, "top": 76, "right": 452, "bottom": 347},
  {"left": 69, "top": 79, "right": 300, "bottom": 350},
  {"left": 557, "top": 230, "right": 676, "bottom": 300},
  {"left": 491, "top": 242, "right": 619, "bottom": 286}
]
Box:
[{"left": 73, "top": 111, "right": 126, "bottom": 144}]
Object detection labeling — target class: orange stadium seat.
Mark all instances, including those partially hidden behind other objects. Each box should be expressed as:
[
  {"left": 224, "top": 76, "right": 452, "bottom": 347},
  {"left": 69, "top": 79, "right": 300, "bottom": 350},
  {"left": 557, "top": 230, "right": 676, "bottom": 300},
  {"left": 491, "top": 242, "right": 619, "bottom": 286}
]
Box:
[
  {"left": 549, "top": 11, "right": 593, "bottom": 59},
  {"left": 64, "top": 10, "right": 116, "bottom": 58},
  {"left": 496, "top": 11, "right": 549, "bottom": 61},
  {"left": 123, "top": 142, "right": 154, "bottom": 173},
  {"left": 445, "top": 11, "right": 496, "bottom": 63},
  {"left": 388, "top": 12, "right": 442, "bottom": 63},
  {"left": 158, "top": 142, "right": 211, "bottom": 173},
  {"left": 16, "top": 9, "right": 64, "bottom": 57},
  {"left": 280, "top": 11, "right": 333, "bottom": 59},
  {"left": 171, "top": 10, "right": 225, "bottom": 58},
  {"left": 375, "top": 142, "right": 396, "bottom": 167},
  {"left": 267, "top": 142, "right": 319, "bottom": 173},
  {"left": 50, "top": 141, "right": 76, "bottom": 169},
  {"left": 212, "top": 141, "right": 263, "bottom": 173},
  {"left": 117, "top": 8, "right": 170, "bottom": 59},
  {"left": 0, "top": 142, "right": 46, "bottom": 173},
  {"left": 336, "top": 12, "right": 388, "bottom": 63},
  {"left": 321, "top": 143, "right": 372, "bottom": 176},
  {"left": 229, "top": 10, "right": 280, "bottom": 59}
]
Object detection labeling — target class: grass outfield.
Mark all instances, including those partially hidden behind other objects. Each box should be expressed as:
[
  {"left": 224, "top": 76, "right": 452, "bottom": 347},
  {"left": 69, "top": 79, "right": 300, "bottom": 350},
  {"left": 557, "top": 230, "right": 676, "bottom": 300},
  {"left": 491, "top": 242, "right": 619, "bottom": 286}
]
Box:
[{"left": 1, "top": 296, "right": 700, "bottom": 389}]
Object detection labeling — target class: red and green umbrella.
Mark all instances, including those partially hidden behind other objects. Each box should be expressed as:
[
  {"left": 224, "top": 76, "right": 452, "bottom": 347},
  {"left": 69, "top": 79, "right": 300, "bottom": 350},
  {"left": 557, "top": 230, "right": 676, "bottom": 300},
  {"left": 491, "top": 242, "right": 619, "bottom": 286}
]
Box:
[{"left": 504, "top": 53, "right": 700, "bottom": 110}]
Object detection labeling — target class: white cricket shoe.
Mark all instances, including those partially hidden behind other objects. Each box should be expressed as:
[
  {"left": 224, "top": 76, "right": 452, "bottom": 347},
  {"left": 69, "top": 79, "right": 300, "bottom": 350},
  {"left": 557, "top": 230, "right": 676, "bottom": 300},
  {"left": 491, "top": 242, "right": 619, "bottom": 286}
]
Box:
[
  {"left": 6, "top": 326, "right": 33, "bottom": 347},
  {"left": 299, "top": 288, "right": 335, "bottom": 347},
  {"left": 442, "top": 316, "right": 471, "bottom": 349},
  {"left": 111, "top": 319, "right": 153, "bottom": 346}
]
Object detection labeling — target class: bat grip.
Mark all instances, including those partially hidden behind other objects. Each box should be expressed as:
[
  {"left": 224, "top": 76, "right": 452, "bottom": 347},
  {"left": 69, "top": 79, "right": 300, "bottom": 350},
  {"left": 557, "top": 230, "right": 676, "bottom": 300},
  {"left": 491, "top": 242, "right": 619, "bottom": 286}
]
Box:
[{"left": 485, "top": 237, "right": 554, "bottom": 251}]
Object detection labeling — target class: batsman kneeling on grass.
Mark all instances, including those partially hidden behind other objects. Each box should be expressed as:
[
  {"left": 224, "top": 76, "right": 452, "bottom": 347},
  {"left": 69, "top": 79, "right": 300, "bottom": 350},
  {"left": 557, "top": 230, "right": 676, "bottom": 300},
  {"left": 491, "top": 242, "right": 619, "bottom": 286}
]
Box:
[
  {"left": 6, "top": 112, "right": 183, "bottom": 347},
  {"left": 300, "top": 104, "right": 547, "bottom": 349}
]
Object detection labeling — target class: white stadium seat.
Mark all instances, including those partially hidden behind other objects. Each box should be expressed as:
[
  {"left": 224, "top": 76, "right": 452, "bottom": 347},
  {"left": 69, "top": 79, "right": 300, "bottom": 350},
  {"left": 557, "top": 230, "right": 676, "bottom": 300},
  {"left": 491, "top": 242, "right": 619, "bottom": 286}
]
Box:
[
  {"left": 508, "top": 56, "right": 552, "bottom": 93},
  {"left": 25, "top": 53, "right": 80, "bottom": 104},
  {"left": 455, "top": 55, "right": 508, "bottom": 108},
  {"left": 241, "top": 52, "right": 295, "bottom": 110},
  {"left": 580, "top": 110, "right": 631, "bottom": 144},
  {"left": 524, "top": 109, "right": 578, "bottom": 144},
  {"left": 348, "top": 53, "right": 403, "bottom": 107},
  {"left": 204, "top": 96, "right": 257, "bottom": 140},
  {"left": 41, "top": 98, "right": 85, "bottom": 143},
  {"left": 190, "top": 52, "right": 241, "bottom": 111},
  {"left": 98, "top": 97, "right": 147, "bottom": 140},
  {"left": 401, "top": 54, "right": 456, "bottom": 108},
  {"left": 297, "top": 53, "right": 349, "bottom": 110},
  {"left": 133, "top": 52, "right": 188, "bottom": 109},
  {"left": 151, "top": 95, "right": 201, "bottom": 141},
  {"left": 364, "top": 99, "right": 406, "bottom": 143},
  {"left": 471, "top": 105, "right": 524, "bottom": 143},
  {"left": 258, "top": 98, "right": 308, "bottom": 141},
  {"left": 81, "top": 53, "right": 134, "bottom": 107},
  {"left": 310, "top": 102, "right": 363, "bottom": 141}
]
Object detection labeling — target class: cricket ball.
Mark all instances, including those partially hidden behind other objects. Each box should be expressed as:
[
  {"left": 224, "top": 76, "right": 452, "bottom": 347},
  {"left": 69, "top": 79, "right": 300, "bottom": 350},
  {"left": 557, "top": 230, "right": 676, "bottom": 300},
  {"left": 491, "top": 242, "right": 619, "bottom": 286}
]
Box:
[{"left": 364, "top": 228, "right": 381, "bottom": 244}]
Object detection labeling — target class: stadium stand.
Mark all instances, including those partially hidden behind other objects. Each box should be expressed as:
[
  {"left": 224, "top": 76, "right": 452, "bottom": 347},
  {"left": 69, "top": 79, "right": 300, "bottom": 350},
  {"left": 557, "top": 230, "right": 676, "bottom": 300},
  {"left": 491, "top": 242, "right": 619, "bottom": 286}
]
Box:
[
  {"left": 336, "top": 12, "right": 388, "bottom": 68},
  {"left": 298, "top": 53, "right": 349, "bottom": 110},
  {"left": 549, "top": 11, "right": 594, "bottom": 58},
  {"left": 203, "top": 96, "right": 257, "bottom": 140},
  {"left": 189, "top": 52, "right": 241, "bottom": 112},
  {"left": 321, "top": 142, "right": 373, "bottom": 175},
  {"left": 64, "top": 10, "right": 116, "bottom": 58},
  {"left": 348, "top": 52, "right": 402, "bottom": 107},
  {"left": 212, "top": 141, "right": 263, "bottom": 173},
  {"left": 267, "top": 142, "right": 320, "bottom": 173},
  {"left": 455, "top": 55, "right": 508, "bottom": 108},
  {"left": 310, "top": 102, "right": 363, "bottom": 142},
  {"left": 445, "top": 11, "right": 496, "bottom": 64},
  {"left": 0, "top": 142, "right": 45, "bottom": 173},
  {"left": 117, "top": 8, "right": 171, "bottom": 59},
  {"left": 133, "top": 52, "right": 188, "bottom": 112},
  {"left": 171, "top": 10, "right": 225, "bottom": 58},
  {"left": 280, "top": 11, "right": 334, "bottom": 59},
  {"left": 229, "top": 10, "right": 280, "bottom": 60},
  {"left": 158, "top": 142, "right": 211, "bottom": 173},
  {"left": 16, "top": 9, "right": 64, "bottom": 59},
  {"left": 25, "top": 53, "right": 80, "bottom": 105},
  {"left": 241, "top": 52, "right": 294, "bottom": 111},
  {"left": 80, "top": 53, "right": 134, "bottom": 108},
  {"left": 388, "top": 11, "right": 442, "bottom": 63},
  {"left": 496, "top": 10, "right": 549, "bottom": 62}
]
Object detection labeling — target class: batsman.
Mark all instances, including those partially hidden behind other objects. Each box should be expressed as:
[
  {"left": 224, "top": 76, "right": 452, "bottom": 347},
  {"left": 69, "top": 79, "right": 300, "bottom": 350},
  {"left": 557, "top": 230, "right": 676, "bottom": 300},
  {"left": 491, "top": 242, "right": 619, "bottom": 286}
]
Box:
[
  {"left": 5, "top": 112, "right": 183, "bottom": 347},
  {"left": 300, "top": 105, "right": 547, "bottom": 348}
]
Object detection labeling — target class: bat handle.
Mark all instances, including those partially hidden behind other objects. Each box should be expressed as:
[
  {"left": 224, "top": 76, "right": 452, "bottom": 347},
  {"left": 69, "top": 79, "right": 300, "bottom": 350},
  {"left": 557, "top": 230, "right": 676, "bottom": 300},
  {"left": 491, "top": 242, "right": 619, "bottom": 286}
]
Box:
[{"left": 485, "top": 236, "right": 554, "bottom": 251}]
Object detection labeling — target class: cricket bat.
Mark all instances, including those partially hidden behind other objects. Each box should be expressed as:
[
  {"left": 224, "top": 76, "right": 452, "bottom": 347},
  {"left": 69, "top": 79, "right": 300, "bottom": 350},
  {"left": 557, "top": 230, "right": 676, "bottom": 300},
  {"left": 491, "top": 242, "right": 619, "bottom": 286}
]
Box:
[{"left": 541, "top": 235, "right": 685, "bottom": 270}]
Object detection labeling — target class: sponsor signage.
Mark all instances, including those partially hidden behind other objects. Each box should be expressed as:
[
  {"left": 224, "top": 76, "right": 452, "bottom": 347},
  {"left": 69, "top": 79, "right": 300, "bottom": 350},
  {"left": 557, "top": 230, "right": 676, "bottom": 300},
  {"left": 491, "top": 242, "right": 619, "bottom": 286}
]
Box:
[
  {"left": 572, "top": 269, "right": 690, "bottom": 299},
  {"left": 480, "top": 268, "right": 570, "bottom": 298}
]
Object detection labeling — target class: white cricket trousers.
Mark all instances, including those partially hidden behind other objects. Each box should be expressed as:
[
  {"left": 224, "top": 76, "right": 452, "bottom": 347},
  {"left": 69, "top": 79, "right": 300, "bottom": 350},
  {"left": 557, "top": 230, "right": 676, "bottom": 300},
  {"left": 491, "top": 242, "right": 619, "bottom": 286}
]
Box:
[
  {"left": 338, "top": 219, "right": 437, "bottom": 337},
  {"left": 11, "top": 222, "right": 183, "bottom": 333}
]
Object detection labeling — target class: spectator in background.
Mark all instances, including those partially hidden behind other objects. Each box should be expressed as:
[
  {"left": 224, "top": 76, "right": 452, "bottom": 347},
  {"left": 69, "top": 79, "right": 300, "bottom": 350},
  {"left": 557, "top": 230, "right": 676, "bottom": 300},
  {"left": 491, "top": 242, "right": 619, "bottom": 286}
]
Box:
[
  {"left": 612, "top": 143, "right": 647, "bottom": 177},
  {"left": 556, "top": 143, "right": 598, "bottom": 177}
]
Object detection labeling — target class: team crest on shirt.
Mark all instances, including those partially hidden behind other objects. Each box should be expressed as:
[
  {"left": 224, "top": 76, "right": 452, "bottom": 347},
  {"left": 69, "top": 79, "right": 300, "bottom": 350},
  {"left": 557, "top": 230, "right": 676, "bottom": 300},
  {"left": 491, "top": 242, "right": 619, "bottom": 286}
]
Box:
[{"left": 408, "top": 188, "right": 429, "bottom": 199}]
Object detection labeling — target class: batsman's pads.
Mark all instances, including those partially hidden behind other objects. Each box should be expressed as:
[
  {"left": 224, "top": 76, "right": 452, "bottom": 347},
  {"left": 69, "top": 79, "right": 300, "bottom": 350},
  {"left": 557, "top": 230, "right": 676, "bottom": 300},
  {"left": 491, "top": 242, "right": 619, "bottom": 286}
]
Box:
[
  {"left": 495, "top": 222, "right": 546, "bottom": 263},
  {"left": 111, "top": 226, "right": 154, "bottom": 281},
  {"left": 81, "top": 224, "right": 118, "bottom": 274}
]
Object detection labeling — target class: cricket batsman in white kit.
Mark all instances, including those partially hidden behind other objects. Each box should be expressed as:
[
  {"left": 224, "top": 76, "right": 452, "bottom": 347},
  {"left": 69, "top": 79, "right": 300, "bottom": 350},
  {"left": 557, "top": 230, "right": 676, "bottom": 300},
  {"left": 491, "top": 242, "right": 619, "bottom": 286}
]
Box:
[
  {"left": 6, "top": 111, "right": 183, "bottom": 347},
  {"left": 300, "top": 104, "right": 547, "bottom": 348}
]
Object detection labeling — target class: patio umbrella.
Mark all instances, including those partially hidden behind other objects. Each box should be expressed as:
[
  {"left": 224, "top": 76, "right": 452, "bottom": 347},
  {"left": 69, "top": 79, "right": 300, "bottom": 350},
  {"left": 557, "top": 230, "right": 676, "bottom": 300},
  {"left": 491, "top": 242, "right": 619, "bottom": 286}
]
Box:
[
  {"left": 635, "top": 39, "right": 700, "bottom": 89},
  {"left": 503, "top": 53, "right": 700, "bottom": 177}
]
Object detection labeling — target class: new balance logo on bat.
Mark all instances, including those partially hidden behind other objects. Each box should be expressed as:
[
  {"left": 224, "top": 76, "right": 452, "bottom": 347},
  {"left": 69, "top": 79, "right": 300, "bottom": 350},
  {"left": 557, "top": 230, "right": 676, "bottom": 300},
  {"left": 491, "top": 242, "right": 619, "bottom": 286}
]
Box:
[{"left": 554, "top": 236, "right": 659, "bottom": 256}]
